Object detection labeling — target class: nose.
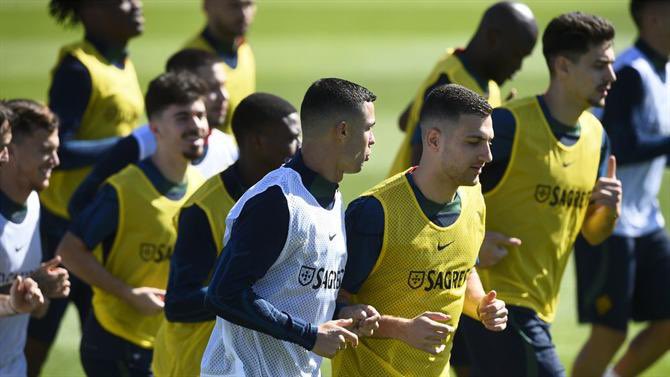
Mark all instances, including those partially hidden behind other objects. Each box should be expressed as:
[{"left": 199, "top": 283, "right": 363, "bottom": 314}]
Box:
[
  {"left": 51, "top": 150, "right": 60, "bottom": 168},
  {"left": 607, "top": 64, "right": 617, "bottom": 83},
  {"left": 368, "top": 130, "right": 376, "bottom": 146},
  {"left": 482, "top": 142, "right": 493, "bottom": 164}
]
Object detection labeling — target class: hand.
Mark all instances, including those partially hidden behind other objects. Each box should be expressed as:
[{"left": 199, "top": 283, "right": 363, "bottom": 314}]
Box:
[
  {"left": 312, "top": 318, "right": 359, "bottom": 358},
  {"left": 400, "top": 312, "right": 454, "bottom": 355},
  {"left": 478, "top": 232, "right": 521, "bottom": 268},
  {"left": 32, "top": 256, "right": 71, "bottom": 298},
  {"left": 10, "top": 276, "right": 45, "bottom": 314},
  {"left": 590, "top": 156, "right": 622, "bottom": 218},
  {"left": 337, "top": 304, "right": 380, "bottom": 337},
  {"left": 125, "top": 287, "right": 165, "bottom": 316},
  {"left": 477, "top": 291, "right": 507, "bottom": 332}
]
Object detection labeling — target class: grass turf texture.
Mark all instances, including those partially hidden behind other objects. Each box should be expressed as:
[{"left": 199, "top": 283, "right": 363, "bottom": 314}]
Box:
[{"left": 1, "top": 0, "right": 668, "bottom": 375}]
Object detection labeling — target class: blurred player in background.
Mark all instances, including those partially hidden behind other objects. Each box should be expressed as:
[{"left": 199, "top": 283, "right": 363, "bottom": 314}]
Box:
[
  {"left": 0, "top": 105, "right": 11, "bottom": 167},
  {"left": 389, "top": 1, "right": 537, "bottom": 176},
  {"left": 27, "top": 1, "right": 145, "bottom": 373},
  {"left": 69, "top": 49, "right": 237, "bottom": 218},
  {"left": 57, "top": 72, "right": 207, "bottom": 376},
  {"left": 462, "top": 12, "right": 621, "bottom": 376},
  {"left": 1, "top": 100, "right": 70, "bottom": 376},
  {"left": 572, "top": 1, "right": 670, "bottom": 376},
  {"left": 152, "top": 92, "right": 301, "bottom": 377},
  {"left": 201, "top": 78, "right": 379, "bottom": 376},
  {"left": 186, "top": 0, "right": 257, "bottom": 133},
  {"left": 333, "top": 84, "right": 507, "bottom": 377}
]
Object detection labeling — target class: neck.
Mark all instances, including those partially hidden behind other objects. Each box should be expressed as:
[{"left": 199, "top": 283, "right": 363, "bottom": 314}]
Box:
[
  {"left": 206, "top": 24, "right": 239, "bottom": 52},
  {"left": 235, "top": 157, "right": 265, "bottom": 188},
  {"left": 86, "top": 29, "right": 128, "bottom": 52},
  {"left": 461, "top": 42, "right": 492, "bottom": 83},
  {"left": 412, "top": 164, "right": 457, "bottom": 205},
  {"left": 150, "top": 147, "right": 189, "bottom": 184},
  {"left": 301, "top": 142, "right": 342, "bottom": 184},
  {"left": 543, "top": 82, "right": 584, "bottom": 127},
  {"left": 0, "top": 167, "right": 31, "bottom": 205},
  {"left": 640, "top": 33, "right": 670, "bottom": 58}
]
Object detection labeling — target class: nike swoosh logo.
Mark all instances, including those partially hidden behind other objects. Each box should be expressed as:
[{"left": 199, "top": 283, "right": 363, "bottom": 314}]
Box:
[
  {"left": 329, "top": 233, "right": 336, "bottom": 241},
  {"left": 437, "top": 241, "right": 454, "bottom": 251},
  {"left": 562, "top": 161, "right": 574, "bottom": 167},
  {"left": 14, "top": 245, "right": 23, "bottom": 252}
]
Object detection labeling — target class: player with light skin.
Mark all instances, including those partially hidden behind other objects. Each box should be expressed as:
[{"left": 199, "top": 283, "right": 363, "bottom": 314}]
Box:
[
  {"left": 463, "top": 12, "right": 622, "bottom": 376},
  {"left": 572, "top": 1, "right": 670, "bottom": 376},
  {"left": 0, "top": 106, "right": 11, "bottom": 167},
  {"left": 333, "top": 84, "right": 506, "bottom": 377},
  {"left": 391, "top": 1, "right": 537, "bottom": 175},
  {"left": 0, "top": 100, "right": 69, "bottom": 376},
  {"left": 186, "top": 0, "right": 257, "bottom": 133},
  {"left": 57, "top": 72, "right": 208, "bottom": 376},
  {"left": 201, "top": 78, "right": 379, "bottom": 376}
]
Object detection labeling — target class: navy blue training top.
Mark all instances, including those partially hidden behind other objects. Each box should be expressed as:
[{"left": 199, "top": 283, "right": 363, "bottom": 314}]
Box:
[
  {"left": 49, "top": 35, "right": 129, "bottom": 170},
  {"left": 204, "top": 152, "right": 340, "bottom": 350}
]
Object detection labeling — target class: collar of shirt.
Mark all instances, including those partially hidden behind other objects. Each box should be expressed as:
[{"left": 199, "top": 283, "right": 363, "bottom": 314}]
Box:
[
  {"left": 221, "top": 162, "right": 247, "bottom": 201},
  {"left": 137, "top": 158, "right": 188, "bottom": 200},
  {"left": 405, "top": 170, "right": 462, "bottom": 227},
  {"left": 537, "top": 95, "right": 581, "bottom": 141},
  {"left": 285, "top": 150, "right": 339, "bottom": 209},
  {"left": 200, "top": 28, "right": 242, "bottom": 68},
  {"left": 635, "top": 38, "right": 669, "bottom": 74},
  {"left": 0, "top": 188, "right": 28, "bottom": 224},
  {"left": 85, "top": 34, "right": 128, "bottom": 69}
]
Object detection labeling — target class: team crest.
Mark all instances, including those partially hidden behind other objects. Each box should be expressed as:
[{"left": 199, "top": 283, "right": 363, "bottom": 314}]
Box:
[
  {"left": 534, "top": 184, "right": 551, "bottom": 203},
  {"left": 407, "top": 271, "right": 425, "bottom": 289},
  {"left": 298, "top": 266, "right": 316, "bottom": 286}
]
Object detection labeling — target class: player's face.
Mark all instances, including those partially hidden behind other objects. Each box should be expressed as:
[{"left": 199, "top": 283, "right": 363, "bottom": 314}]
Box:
[
  {"left": 92, "top": 0, "right": 144, "bottom": 39},
  {"left": 0, "top": 121, "right": 11, "bottom": 167},
  {"left": 490, "top": 28, "right": 537, "bottom": 85},
  {"left": 11, "top": 128, "right": 60, "bottom": 191},
  {"left": 199, "top": 62, "right": 229, "bottom": 128},
  {"left": 205, "top": 0, "right": 257, "bottom": 38},
  {"left": 439, "top": 114, "right": 493, "bottom": 186},
  {"left": 258, "top": 112, "right": 301, "bottom": 172},
  {"left": 566, "top": 41, "right": 616, "bottom": 108},
  {"left": 340, "top": 101, "right": 376, "bottom": 174},
  {"left": 153, "top": 100, "right": 210, "bottom": 161}
]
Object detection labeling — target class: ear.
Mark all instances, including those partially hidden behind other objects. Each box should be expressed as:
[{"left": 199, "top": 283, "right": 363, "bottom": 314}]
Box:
[
  {"left": 335, "top": 121, "right": 348, "bottom": 141},
  {"left": 149, "top": 121, "right": 160, "bottom": 136},
  {"left": 424, "top": 127, "right": 441, "bottom": 152},
  {"left": 554, "top": 55, "right": 571, "bottom": 78}
]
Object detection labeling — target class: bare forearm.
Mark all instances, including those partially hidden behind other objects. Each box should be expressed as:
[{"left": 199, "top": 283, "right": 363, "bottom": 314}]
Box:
[
  {"left": 581, "top": 206, "right": 617, "bottom": 246},
  {"left": 374, "top": 315, "right": 409, "bottom": 340},
  {"left": 0, "top": 295, "right": 15, "bottom": 316},
  {"left": 463, "top": 268, "right": 485, "bottom": 319},
  {"left": 57, "top": 232, "right": 131, "bottom": 301}
]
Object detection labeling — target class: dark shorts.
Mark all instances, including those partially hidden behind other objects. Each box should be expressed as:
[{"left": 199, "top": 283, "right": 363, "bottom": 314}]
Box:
[
  {"left": 574, "top": 228, "right": 670, "bottom": 331},
  {"left": 27, "top": 207, "right": 92, "bottom": 343},
  {"left": 461, "top": 305, "right": 565, "bottom": 377},
  {"left": 80, "top": 312, "right": 153, "bottom": 377},
  {"left": 449, "top": 325, "right": 471, "bottom": 368}
]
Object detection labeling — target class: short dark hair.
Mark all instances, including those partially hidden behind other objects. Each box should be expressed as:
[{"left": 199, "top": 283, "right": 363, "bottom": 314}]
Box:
[
  {"left": 4, "top": 99, "right": 59, "bottom": 143},
  {"left": 543, "top": 12, "right": 615, "bottom": 73},
  {"left": 145, "top": 71, "right": 209, "bottom": 120},
  {"left": 0, "top": 103, "right": 12, "bottom": 129},
  {"left": 300, "top": 78, "right": 376, "bottom": 136},
  {"left": 232, "top": 93, "right": 297, "bottom": 146},
  {"left": 630, "top": 0, "right": 668, "bottom": 27},
  {"left": 419, "top": 84, "right": 492, "bottom": 130},
  {"left": 165, "top": 49, "right": 222, "bottom": 74},
  {"left": 49, "top": 0, "right": 84, "bottom": 26}
]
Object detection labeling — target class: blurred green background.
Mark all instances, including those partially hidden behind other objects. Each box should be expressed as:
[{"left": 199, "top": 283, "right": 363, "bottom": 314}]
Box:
[{"left": 1, "top": 0, "right": 668, "bottom": 375}]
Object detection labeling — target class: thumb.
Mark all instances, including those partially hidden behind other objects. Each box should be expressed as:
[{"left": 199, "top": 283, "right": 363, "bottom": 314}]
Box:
[
  {"left": 41, "top": 255, "right": 62, "bottom": 269},
  {"left": 607, "top": 155, "right": 617, "bottom": 179},
  {"left": 483, "top": 290, "right": 497, "bottom": 304},
  {"left": 499, "top": 237, "right": 522, "bottom": 247},
  {"left": 11, "top": 276, "right": 22, "bottom": 294},
  {"left": 423, "top": 311, "right": 451, "bottom": 322}
]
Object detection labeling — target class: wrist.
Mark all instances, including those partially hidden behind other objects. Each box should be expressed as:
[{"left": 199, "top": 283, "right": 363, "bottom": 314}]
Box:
[{"left": 8, "top": 298, "right": 19, "bottom": 315}]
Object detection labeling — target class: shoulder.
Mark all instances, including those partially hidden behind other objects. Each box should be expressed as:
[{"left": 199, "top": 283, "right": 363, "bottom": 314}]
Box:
[{"left": 346, "top": 196, "right": 384, "bottom": 236}]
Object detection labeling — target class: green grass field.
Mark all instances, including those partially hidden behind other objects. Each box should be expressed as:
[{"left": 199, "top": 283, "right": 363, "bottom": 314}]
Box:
[{"left": 1, "top": 0, "right": 668, "bottom": 375}]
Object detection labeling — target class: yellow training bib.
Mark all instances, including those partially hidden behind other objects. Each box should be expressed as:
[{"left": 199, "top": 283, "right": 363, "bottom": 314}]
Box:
[
  {"left": 92, "top": 164, "right": 204, "bottom": 348},
  {"left": 41, "top": 40, "right": 143, "bottom": 219},
  {"left": 152, "top": 174, "right": 236, "bottom": 377},
  {"left": 332, "top": 171, "right": 485, "bottom": 377},
  {"left": 388, "top": 48, "right": 501, "bottom": 177},
  {"left": 478, "top": 96, "right": 602, "bottom": 322}
]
